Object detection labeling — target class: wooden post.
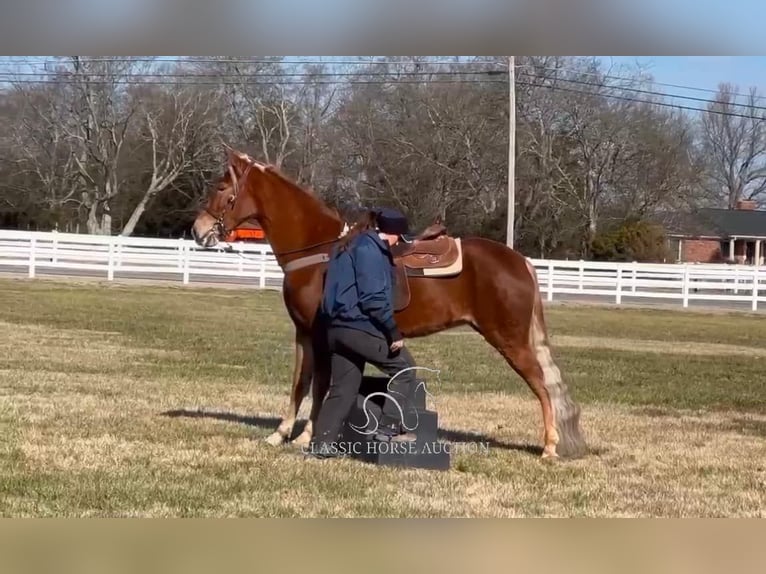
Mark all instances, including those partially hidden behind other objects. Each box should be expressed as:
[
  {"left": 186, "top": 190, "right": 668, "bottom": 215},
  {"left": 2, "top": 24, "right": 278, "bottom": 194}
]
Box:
[
  {"left": 107, "top": 240, "right": 115, "bottom": 281},
  {"left": 752, "top": 265, "right": 759, "bottom": 311},
  {"left": 259, "top": 251, "right": 267, "bottom": 289},
  {"left": 28, "top": 236, "right": 36, "bottom": 278},
  {"left": 546, "top": 261, "right": 554, "bottom": 302},
  {"left": 631, "top": 261, "right": 637, "bottom": 293},
  {"left": 615, "top": 265, "right": 623, "bottom": 304},
  {"left": 51, "top": 230, "right": 58, "bottom": 265},
  {"left": 182, "top": 243, "right": 190, "bottom": 285}
]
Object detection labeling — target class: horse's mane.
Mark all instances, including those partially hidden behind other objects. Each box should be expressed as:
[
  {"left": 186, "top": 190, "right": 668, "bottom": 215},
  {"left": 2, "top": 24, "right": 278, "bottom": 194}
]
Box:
[
  {"left": 259, "top": 164, "right": 343, "bottom": 224},
  {"left": 227, "top": 146, "right": 344, "bottom": 226}
]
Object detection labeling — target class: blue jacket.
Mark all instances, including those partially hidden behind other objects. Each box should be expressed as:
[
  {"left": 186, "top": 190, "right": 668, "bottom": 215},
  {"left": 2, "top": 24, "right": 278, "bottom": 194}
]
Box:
[{"left": 319, "top": 230, "right": 402, "bottom": 343}]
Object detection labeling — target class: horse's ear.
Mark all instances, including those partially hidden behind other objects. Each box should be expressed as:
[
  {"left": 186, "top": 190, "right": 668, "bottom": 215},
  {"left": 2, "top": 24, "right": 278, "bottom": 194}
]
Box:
[{"left": 225, "top": 147, "right": 250, "bottom": 176}]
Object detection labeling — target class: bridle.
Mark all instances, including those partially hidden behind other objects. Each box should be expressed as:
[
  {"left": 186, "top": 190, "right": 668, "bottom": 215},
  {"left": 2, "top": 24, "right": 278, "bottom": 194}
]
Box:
[{"left": 204, "top": 163, "right": 255, "bottom": 240}]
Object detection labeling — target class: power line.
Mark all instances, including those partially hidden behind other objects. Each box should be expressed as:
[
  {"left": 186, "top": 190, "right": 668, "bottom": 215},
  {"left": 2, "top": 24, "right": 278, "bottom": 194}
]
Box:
[
  {"left": 515, "top": 61, "right": 766, "bottom": 104},
  {"left": 516, "top": 71, "right": 766, "bottom": 114},
  {"left": 2, "top": 56, "right": 761, "bottom": 105},
  {"left": 4, "top": 55, "right": 755, "bottom": 100},
  {"left": 2, "top": 69, "right": 765, "bottom": 120},
  {"left": 515, "top": 80, "right": 765, "bottom": 120},
  {"left": 0, "top": 57, "right": 506, "bottom": 68},
  {"left": 0, "top": 77, "right": 508, "bottom": 87},
  {"left": 3, "top": 65, "right": 764, "bottom": 115},
  {"left": 0, "top": 70, "right": 506, "bottom": 80}
]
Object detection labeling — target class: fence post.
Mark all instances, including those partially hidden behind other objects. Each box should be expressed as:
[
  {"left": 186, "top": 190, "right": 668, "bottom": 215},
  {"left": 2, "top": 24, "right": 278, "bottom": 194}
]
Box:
[
  {"left": 578, "top": 260, "right": 584, "bottom": 291},
  {"left": 734, "top": 266, "right": 739, "bottom": 294},
  {"left": 107, "top": 239, "right": 115, "bottom": 281},
  {"left": 547, "top": 261, "right": 554, "bottom": 301},
  {"left": 615, "top": 265, "right": 623, "bottom": 304},
  {"left": 752, "top": 266, "right": 759, "bottom": 312},
  {"left": 238, "top": 245, "right": 244, "bottom": 275},
  {"left": 182, "top": 243, "right": 190, "bottom": 285},
  {"left": 28, "top": 236, "right": 36, "bottom": 278},
  {"left": 631, "top": 261, "right": 637, "bottom": 293},
  {"left": 682, "top": 265, "right": 690, "bottom": 308},
  {"left": 51, "top": 230, "right": 58, "bottom": 265},
  {"left": 115, "top": 234, "right": 122, "bottom": 269},
  {"left": 259, "top": 250, "right": 267, "bottom": 289},
  {"left": 177, "top": 237, "right": 185, "bottom": 272}
]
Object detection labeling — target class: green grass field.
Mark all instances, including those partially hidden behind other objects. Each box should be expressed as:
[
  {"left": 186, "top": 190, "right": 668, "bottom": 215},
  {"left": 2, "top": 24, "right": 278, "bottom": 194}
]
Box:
[{"left": 1, "top": 277, "right": 765, "bottom": 517}]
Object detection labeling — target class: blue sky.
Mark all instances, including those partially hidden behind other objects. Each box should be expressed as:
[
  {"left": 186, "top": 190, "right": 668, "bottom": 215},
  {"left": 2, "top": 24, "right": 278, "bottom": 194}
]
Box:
[{"left": 600, "top": 56, "right": 766, "bottom": 94}]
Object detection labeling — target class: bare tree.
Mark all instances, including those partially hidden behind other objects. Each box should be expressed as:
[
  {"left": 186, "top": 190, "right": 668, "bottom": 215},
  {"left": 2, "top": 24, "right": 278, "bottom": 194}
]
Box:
[
  {"left": 699, "top": 83, "right": 766, "bottom": 208},
  {"left": 120, "top": 85, "right": 216, "bottom": 236},
  {"left": 49, "top": 56, "right": 150, "bottom": 234},
  {"left": 328, "top": 57, "right": 508, "bottom": 231},
  {"left": 515, "top": 57, "right": 582, "bottom": 255},
  {"left": 196, "top": 57, "right": 297, "bottom": 167},
  {"left": 292, "top": 63, "right": 337, "bottom": 187},
  {"left": 5, "top": 84, "right": 81, "bottom": 228},
  {"left": 607, "top": 104, "right": 703, "bottom": 221},
  {"left": 552, "top": 61, "right": 639, "bottom": 255}
]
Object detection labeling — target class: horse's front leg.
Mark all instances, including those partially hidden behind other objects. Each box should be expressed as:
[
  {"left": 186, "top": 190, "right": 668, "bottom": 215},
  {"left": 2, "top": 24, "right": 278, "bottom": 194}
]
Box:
[
  {"left": 265, "top": 330, "right": 314, "bottom": 446},
  {"left": 291, "top": 331, "right": 331, "bottom": 447}
]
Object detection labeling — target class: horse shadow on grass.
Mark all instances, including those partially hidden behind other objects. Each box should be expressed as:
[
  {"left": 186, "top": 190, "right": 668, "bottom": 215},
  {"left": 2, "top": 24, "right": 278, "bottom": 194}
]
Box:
[
  {"left": 160, "top": 408, "right": 295, "bottom": 436},
  {"left": 160, "top": 408, "right": 543, "bottom": 456}
]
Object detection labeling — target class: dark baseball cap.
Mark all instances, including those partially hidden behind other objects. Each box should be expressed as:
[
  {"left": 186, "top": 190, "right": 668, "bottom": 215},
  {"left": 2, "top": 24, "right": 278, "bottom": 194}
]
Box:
[{"left": 376, "top": 207, "right": 410, "bottom": 236}]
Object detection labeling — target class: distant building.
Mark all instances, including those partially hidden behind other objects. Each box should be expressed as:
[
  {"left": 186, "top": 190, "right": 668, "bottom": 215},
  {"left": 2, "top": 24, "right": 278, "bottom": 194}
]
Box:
[{"left": 663, "top": 200, "right": 766, "bottom": 265}]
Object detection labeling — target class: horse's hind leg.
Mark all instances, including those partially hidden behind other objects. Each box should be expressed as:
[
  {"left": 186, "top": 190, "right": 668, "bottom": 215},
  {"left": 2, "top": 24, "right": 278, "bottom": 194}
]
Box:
[
  {"left": 476, "top": 316, "right": 587, "bottom": 459},
  {"left": 265, "top": 330, "right": 313, "bottom": 446}
]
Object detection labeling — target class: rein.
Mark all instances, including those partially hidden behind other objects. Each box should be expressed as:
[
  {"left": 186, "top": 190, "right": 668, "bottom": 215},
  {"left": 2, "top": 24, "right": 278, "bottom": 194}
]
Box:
[{"left": 218, "top": 235, "right": 343, "bottom": 274}]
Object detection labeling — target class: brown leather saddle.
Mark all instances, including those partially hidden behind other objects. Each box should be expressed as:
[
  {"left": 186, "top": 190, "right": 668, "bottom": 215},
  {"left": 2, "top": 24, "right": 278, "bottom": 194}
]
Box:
[{"left": 390, "top": 221, "right": 463, "bottom": 312}]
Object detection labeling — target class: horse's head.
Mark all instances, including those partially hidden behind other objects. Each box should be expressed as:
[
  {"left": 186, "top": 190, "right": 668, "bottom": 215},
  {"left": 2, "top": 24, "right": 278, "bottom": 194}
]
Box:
[{"left": 191, "top": 147, "right": 266, "bottom": 248}]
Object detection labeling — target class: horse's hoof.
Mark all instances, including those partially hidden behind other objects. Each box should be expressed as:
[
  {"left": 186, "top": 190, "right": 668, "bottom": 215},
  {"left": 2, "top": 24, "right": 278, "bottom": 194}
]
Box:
[
  {"left": 265, "top": 431, "right": 287, "bottom": 446},
  {"left": 541, "top": 446, "right": 559, "bottom": 460},
  {"left": 292, "top": 432, "right": 312, "bottom": 447}
]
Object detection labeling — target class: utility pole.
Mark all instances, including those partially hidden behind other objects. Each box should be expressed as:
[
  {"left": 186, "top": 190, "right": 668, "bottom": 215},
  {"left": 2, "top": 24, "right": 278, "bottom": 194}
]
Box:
[{"left": 506, "top": 55, "right": 515, "bottom": 249}]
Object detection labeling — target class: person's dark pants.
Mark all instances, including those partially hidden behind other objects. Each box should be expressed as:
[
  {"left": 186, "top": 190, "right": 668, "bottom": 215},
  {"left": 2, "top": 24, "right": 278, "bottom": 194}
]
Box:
[{"left": 310, "top": 326, "right": 418, "bottom": 454}]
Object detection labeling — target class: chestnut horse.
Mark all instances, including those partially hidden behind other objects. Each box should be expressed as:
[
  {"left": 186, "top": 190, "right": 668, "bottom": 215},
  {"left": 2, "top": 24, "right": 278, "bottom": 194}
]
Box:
[{"left": 191, "top": 148, "right": 587, "bottom": 459}]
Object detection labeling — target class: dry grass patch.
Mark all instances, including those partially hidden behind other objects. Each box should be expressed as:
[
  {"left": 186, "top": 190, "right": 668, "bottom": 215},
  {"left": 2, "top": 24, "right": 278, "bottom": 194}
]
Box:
[
  {"left": 4, "top": 365, "right": 765, "bottom": 517},
  {"left": 436, "top": 330, "right": 766, "bottom": 358},
  {"left": 0, "top": 321, "right": 184, "bottom": 371},
  {"left": 1, "top": 278, "right": 765, "bottom": 517}
]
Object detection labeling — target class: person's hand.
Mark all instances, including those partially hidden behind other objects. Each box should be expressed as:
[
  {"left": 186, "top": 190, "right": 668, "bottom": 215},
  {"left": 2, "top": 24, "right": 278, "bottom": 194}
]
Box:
[{"left": 390, "top": 339, "right": 404, "bottom": 352}]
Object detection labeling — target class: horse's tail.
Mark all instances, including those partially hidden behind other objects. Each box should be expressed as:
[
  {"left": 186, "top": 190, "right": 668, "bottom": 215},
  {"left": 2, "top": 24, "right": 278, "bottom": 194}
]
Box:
[
  {"left": 523, "top": 258, "right": 550, "bottom": 349},
  {"left": 523, "top": 256, "right": 588, "bottom": 458}
]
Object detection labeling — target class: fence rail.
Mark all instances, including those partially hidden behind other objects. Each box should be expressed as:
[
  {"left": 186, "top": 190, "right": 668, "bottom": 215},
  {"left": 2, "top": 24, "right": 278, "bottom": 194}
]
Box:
[{"left": 1, "top": 229, "right": 764, "bottom": 310}]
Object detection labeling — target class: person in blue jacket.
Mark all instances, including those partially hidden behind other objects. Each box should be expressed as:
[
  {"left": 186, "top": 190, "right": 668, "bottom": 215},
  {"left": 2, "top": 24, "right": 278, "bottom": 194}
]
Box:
[{"left": 308, "top": 207, "right": 419, "bottom": 458}]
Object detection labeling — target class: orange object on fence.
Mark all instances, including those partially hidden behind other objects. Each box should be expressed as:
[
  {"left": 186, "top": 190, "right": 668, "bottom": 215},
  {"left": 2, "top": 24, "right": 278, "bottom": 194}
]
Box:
[{"left": 224, "top": 221, "right": 265, "bottom": 242}]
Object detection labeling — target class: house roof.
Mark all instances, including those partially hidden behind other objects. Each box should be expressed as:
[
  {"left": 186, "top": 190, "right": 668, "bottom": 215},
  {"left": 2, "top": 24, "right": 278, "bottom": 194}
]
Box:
[{"left": 662, "top": 208, "right": 766, "bottom": 239}]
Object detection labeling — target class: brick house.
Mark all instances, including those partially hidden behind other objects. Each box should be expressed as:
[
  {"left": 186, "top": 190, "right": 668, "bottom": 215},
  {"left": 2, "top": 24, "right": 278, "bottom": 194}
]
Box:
[{"left": 662, "top": 200, "right": 766, "bottom": 265}]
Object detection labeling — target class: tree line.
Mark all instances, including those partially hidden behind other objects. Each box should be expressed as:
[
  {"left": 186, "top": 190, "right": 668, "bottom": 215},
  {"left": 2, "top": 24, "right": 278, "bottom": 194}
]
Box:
[{"left": 1, "top": 56, "right": 765, "bottom": 260}]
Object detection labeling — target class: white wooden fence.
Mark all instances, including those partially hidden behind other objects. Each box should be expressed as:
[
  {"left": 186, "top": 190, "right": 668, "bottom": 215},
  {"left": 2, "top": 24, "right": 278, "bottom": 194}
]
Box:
[
  {"left": 1, "top": 229, "right": 764, "bottom": 311},
  {"left": 0, "top": 229, "right": 283, "bottom": 289}
]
